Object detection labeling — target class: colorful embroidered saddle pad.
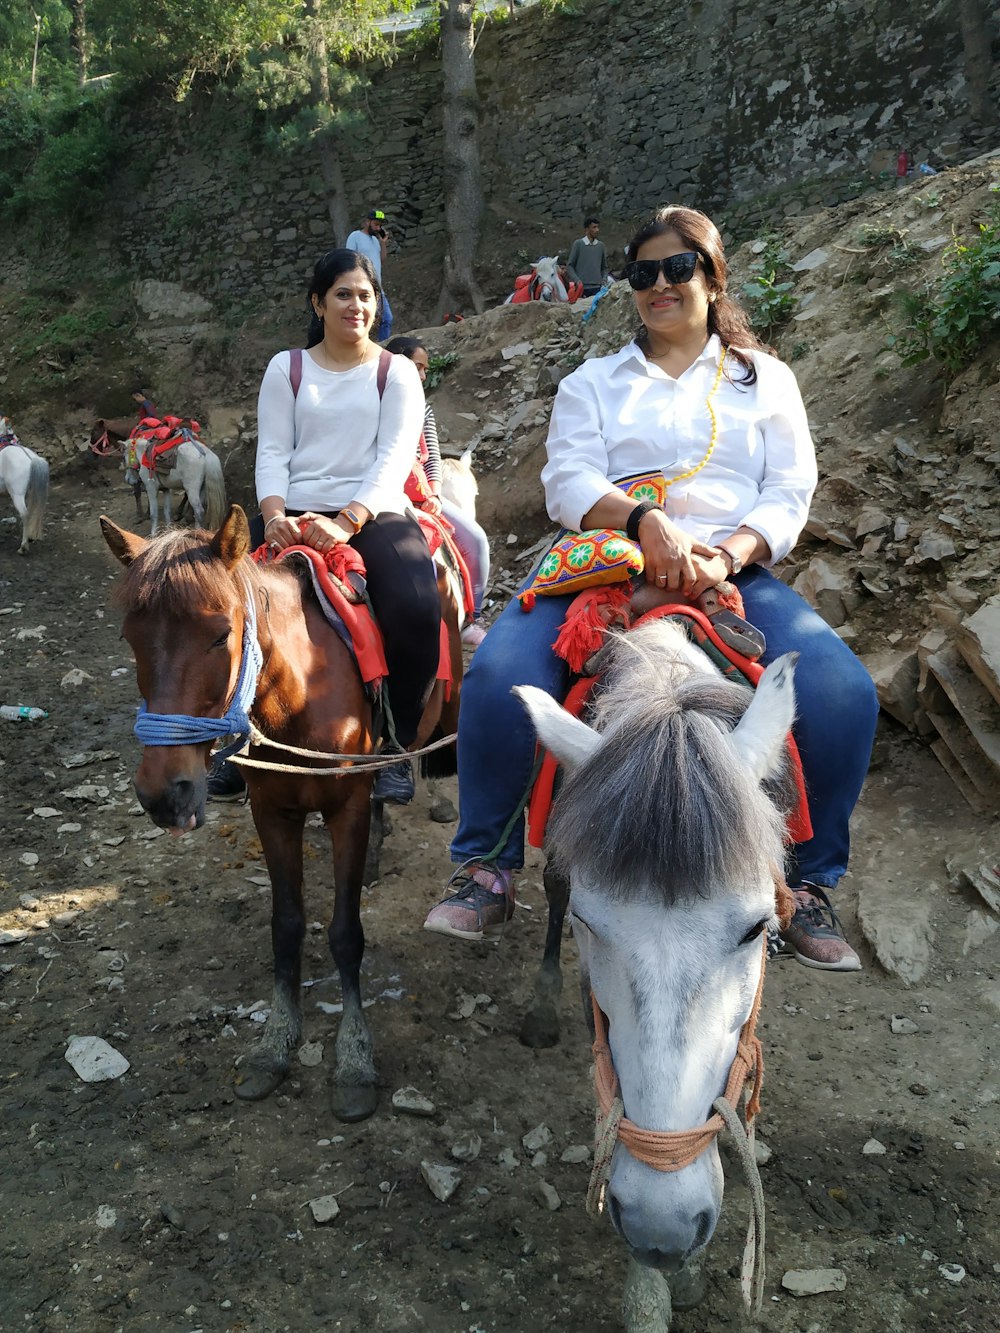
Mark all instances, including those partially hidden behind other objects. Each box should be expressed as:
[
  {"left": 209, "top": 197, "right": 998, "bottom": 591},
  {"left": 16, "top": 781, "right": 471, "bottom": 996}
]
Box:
[{"left": 526, "top": 601, "right": 812, "bottom": 851}]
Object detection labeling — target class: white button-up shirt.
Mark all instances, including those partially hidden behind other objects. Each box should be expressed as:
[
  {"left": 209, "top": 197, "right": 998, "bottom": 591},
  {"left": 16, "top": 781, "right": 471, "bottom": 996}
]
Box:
[{"left": 540, "top": 336, "right": 818, "bottom": 565}]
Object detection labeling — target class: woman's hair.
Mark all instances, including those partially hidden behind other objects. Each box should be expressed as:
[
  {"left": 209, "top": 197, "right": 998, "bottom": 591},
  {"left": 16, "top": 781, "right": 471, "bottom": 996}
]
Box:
[
  {"left": 384, "top": 336, "right": 427, "bottom": 359},
  {"left": 624, "top": 205, "right": 768, "bottom": 384},
  {"left": 305, "top": 248, "right": 383, "bottom": 348}
]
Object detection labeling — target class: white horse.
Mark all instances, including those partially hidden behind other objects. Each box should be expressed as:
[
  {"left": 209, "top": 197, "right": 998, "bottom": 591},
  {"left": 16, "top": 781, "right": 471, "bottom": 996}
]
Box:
[
  {"left": 515, "top": 619, "right": 798, "bottom": 1330},
  {"left": 504, "top": 255, "right": 571, "bottom": 304},
  {"left": 440, "top": 447, "right": 479, "bottom": 517},
  {"left": 0, "top": 418, "right": 49, "bottom": 556},
  {"left": 125, "top": 434, "right": 227, "bottom": 537}
]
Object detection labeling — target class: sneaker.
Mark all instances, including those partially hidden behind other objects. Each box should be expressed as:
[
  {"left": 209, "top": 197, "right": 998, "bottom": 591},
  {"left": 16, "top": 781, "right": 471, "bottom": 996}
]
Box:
[
  {"left": 207, "top": 758, "right": 248, "bottom": 803},
  {"left": 372, "top": 756, "right": 414, "bottom": 805},
  {"left": 423, "top": 864, "right": 515, "bottom": 940},
  {"left": 461, "top": 618, "right": 487, "bottom": 648},
  {"left": 780, "top": 884, "right": 861, "bottom": 972}
]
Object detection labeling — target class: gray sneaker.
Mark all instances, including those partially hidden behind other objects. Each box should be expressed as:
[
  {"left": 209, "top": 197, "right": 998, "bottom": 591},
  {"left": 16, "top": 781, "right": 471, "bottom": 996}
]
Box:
[
  {"left": 780, "top": 884, "right": 861, "bottom": 972},
  {"left": 423, "top": 864, "right": 515, "bottom": 940}
]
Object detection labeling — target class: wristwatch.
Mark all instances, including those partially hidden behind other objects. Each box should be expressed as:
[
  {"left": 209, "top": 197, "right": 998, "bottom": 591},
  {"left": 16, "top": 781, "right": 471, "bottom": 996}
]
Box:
[{"left": 719, "top": 544, "right": 743, "bottom": 577}]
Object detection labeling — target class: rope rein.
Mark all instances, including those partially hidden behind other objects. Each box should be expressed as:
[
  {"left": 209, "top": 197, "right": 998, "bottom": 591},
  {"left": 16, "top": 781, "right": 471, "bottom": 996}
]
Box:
[
  {"left": 229, "top": 724, "right": 457, "bottom": 777},
  {"left": 586, "top": 930, "right": 769, "bottom": 1315}
]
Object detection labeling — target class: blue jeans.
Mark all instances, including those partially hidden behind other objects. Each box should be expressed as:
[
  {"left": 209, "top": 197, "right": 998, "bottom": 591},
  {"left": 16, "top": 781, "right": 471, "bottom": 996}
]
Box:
[
  {"left": 450, "top": 565, "right": 878, "bottom": 889},
  {"left": 441, "top": 497, "right": 490, "bottom": 616}
]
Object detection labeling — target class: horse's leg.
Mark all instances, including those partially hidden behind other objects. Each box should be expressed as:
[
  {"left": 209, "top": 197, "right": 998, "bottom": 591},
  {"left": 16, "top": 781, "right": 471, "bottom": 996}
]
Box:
[
  {"left": 132, "top": 479, "right": 146, "bottom": 520},
  {"left": 666, "top": 1254, "right": 707, "bottom": 1311},
  {"left": 622, "top": 1257, "right": 673, "bottom": 1333},
  {"left": 325, "top": 795, "right": 377, "bottom": 1122},
  {"left": 520, "top": 863, "right": 570, "bottom": 1048},
  {"left": 235, "top": 807, "right": 307, "bottom": 1101},
  {"left": 160, "top": 482, "right": 173, "bottom": 530},
  {"left": 12, "top": 488, "right": 29, "bottom": 555},
  {"left": 143, "top": 473, "right": 160, "bottom": 536},
  {"left": 364, "top": 796, "right": 385, "bottom": 884}
]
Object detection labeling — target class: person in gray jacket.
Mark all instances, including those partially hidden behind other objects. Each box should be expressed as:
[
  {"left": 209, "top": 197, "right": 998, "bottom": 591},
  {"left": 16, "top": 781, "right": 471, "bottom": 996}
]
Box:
[{"left": 566, "top": 217, "right": 609, "bottom": 296}]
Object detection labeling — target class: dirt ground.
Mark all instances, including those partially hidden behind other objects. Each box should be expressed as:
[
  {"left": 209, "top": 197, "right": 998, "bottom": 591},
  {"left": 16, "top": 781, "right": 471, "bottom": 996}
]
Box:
[{"left": 0, "top": 447, "right": 998, "bottom": 1333}]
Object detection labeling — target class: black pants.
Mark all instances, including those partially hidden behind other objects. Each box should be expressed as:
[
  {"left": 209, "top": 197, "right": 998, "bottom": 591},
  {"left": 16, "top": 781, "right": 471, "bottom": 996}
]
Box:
[{"left": 251, "top": 509, "right": 441, "bottom": 747}]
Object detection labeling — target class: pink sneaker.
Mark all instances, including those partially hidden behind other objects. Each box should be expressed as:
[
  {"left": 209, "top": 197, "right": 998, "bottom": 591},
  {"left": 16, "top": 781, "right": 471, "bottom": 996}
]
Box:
[
  {"left": 423, "top": 864, "right": 515, "bottom": 940},
  {"left": 461, "top": 619, "right": 487, "bottom": 648},
  {"left": 780, "top": 885, "right": 861, "bottom": 972}
]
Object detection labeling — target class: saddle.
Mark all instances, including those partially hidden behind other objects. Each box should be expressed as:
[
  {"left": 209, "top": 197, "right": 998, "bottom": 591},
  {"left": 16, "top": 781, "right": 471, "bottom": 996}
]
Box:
[
  {"left": 129, "top": 416, "right": 204, "bottom": 472},
  {"left": 526, "top": 586, "right": 813, "bottom": 850}
]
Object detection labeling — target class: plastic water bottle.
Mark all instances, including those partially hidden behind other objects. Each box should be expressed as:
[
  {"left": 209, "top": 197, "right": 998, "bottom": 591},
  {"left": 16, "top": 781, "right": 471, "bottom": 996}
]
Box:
[{"left": 0, "top": 705, "right": 48, "bottom": 722}]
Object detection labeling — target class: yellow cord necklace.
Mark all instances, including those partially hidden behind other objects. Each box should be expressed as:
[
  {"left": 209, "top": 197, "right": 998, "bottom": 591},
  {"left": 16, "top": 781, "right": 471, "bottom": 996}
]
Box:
[{"left": 663, "top": 345, "right": 727, "bottom": 492}]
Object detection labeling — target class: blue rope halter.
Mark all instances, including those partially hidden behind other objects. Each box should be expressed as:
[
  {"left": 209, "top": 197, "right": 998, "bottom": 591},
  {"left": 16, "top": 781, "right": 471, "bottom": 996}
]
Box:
[{"left": 133, "top": 577, "right": 264, "bottom": 762}]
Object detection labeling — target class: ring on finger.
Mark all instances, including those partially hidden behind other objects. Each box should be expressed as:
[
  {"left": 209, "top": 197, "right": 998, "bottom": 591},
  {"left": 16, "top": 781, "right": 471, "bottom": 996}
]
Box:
[{"left": 657, "top": 574, "right": 668, "bottom": 584}]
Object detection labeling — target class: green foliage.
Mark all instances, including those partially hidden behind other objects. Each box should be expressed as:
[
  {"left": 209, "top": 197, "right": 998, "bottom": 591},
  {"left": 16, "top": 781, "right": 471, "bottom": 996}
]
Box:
[
  {"left": 888, "top": 198, "right": 1000, "bottom": 375},
  {"left": 4, "top": 92, "right": 123, "bottom": 222},
  {"left": 425, "top": 351, "right": 457, "bottom": 391},
  {"left": 741, "top": 235, "right": 796, "bottom": 334},
  {"left": 859, "top": 222, "right": 918, "bottom": 273},
  {"left": 9, "top": 277, "right": 134, "bottom": 363}
]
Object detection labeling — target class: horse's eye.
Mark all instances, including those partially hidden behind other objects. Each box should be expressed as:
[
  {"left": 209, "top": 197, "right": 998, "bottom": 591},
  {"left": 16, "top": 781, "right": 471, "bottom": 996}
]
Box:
[
  {"left": 740, "top": 919, "right": 767, "bottom": 945},
  {"left": 211, "top": 631, "right": 230, "bottom": 649}
]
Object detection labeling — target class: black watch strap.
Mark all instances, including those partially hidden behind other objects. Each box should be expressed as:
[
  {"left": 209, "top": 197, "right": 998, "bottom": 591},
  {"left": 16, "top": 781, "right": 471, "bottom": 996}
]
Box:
[{"left": 626, "top": 500, "right": 663, "bottom": 543}]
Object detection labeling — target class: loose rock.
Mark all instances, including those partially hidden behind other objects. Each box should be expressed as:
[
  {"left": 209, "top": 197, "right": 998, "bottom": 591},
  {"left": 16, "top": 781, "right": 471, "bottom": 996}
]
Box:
[
  {"left": 781, "top": 1268, "right": 848, "bottom": 1296},
  {"left": 308, "top": 1195, "right": 341, "bottom": 1225},
  {"left": 392, "top": 1086, "right": 436, "bottom": 1117},
  {"left": 450, "top": 1131, "right": 482, "bottom": 1162},
  {"left": 64, "top": 1036, "right": 130, "bottom": 1082},
  {"left": 522, "top": 1123, "right": 552, "bottom": 1153},
  {"left": 420, "top": 1161, "right": 461, "bottom": 1202}
]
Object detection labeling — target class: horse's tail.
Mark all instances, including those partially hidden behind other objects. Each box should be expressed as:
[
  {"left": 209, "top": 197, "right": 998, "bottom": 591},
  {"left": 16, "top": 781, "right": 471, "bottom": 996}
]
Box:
[
  {"left": 201, "top": 450, "right": 227, "bottom": 530},
  {"left": 24, "top": 453, "right": 49, "bottom": 541}
]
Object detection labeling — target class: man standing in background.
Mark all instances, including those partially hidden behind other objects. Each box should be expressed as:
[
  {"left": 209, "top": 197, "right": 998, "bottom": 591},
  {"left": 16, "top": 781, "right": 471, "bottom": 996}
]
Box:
[
  {"left": 345, "top": 208, "right": 393, "bottom": 340},
  {"left": 566, "top": 217, "right": 608, "bottom": 298}
]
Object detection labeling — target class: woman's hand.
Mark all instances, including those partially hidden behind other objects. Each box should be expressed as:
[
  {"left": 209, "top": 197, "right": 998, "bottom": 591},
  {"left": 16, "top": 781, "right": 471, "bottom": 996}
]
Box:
[
  {"left": 638, "top": 510, "right": 724, "bottom": 596},
  {"left": 421, "top": 496, "right": 443, "bottom": 516},
  {"left": 262, "top": 513, "right": 299, "bottom": 551},
  {"left": 297, "top": 512, "right": 354, "bottom": 552}
]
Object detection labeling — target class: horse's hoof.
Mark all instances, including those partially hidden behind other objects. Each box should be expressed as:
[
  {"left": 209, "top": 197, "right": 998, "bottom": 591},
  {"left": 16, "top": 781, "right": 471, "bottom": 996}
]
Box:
[
  {"left": 519, "top": 1005, "right": 561, "bottom": 1049},
  {"left": 331, "top": 1082, "right": 377, "bottom": 1122},
  {"left": 668, "top": 1261, "right": 706, "bottom": 1311},
  {"left": 429, "top": 798, "right": 458, "bottom": 824},
  {"left": 234, "top": 1061, "right": 288, "bottom": 1101}
]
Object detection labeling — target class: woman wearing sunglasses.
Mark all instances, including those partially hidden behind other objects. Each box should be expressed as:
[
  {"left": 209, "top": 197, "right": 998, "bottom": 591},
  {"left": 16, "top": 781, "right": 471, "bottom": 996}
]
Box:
[{"left": 423, "top": 205, "right": 877, "bottom": 972}]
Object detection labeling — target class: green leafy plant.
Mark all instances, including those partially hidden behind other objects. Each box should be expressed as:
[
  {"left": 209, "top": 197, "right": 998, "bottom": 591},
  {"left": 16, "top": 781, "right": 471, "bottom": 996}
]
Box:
[
  {"left": 888, "top": 200, "right": 1000, "bottom": 374},
  {"left": 859, "top": 222, "right": 918, "bottom": 273},
  {"left": 741, "top": 234, "right": 796, "bottom": 334},
  {"left": 425, "top": 351, "right": 457, "bottom": 392}
]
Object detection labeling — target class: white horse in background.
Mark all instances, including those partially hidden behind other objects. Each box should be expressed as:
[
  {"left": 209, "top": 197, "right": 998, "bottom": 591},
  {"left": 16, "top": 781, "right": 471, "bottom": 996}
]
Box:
[
  {"left": 440, "top": 447, "right": 479, "bottom": 518},
  {"left": 0, "top": 417, "right": 49, "bottom": 556},
  {"left": 504, "top": 255, "right": 571, "bottom": 304},
  {"left": 125, "top": 433, "right": 227, "bottom": 537}
]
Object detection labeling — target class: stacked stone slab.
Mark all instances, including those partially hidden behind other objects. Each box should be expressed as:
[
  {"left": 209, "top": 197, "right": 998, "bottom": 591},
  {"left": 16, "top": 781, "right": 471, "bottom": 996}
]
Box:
[{"left": 916, "top": 594, "right": 1000, "bottom": 812}]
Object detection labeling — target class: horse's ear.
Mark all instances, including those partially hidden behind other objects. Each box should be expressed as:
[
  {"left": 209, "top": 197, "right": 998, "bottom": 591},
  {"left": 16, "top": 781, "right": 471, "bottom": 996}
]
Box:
[
  {"left": 210, "top": 505, "right": 251, "bottom": 569},
  {"left": 513, "top": 685, "right": 602, "bottom": 770},
  {"left": 100, "top": 515, "right": 146, "bottom": 566},
  {"left": 730, "top": 652, "right": 798, "bottom": 782}
]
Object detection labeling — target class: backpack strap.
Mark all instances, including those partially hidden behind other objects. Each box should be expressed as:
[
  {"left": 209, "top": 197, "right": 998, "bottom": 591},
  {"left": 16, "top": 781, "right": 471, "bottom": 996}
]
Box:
[{"left": 289, "top": 346, "right": 391, "bottom": 400}]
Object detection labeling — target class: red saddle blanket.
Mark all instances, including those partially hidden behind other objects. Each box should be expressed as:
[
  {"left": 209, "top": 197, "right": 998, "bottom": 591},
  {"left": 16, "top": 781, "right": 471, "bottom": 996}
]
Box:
[
  {"left": 527, "top": 601, "right": 813, "bottom": 850},
  {"left": 252, "top": 539, "right": 454, "bottom": 696},
  {"left": 130, "top": 416, "right": 203, "bottom": 471}
]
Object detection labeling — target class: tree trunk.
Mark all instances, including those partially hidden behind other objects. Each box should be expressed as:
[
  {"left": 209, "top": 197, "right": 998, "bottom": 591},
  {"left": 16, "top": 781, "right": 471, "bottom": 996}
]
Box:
[
  {"left": 305, "top": 0, "right": 350, "bottom": 245},
  {"left": 960, "top": 0, "right": 995, "bottom": 124},
  {"left": 437, "top": 0, "right": 486, "bottom": 319},
  {"left": 71, "top": 0, "right": 88, "bottom": 86}
]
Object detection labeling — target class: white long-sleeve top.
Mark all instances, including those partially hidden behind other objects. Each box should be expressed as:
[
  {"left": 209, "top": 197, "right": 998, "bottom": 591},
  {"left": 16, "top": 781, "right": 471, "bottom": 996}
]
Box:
[
  {"left": 540, "top": 335, "right": 818, "bottom": 566},
  {"left": 255, "top": 350, "right": 424, "bottom": 517}
]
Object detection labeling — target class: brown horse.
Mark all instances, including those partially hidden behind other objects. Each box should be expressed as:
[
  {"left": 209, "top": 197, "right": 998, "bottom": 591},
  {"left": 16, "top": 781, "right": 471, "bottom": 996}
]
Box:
[{"left": 101, "top": 503, "right": 461, "bottom": 1123}]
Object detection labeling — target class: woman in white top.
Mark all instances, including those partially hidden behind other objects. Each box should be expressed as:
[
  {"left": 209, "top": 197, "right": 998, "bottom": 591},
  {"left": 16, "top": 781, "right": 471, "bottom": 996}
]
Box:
[
  {"left": 424, "top": 206, "right": 878, "bottom": 969},
  {"left": 255, "top": 249, "right": 441, "bottom": 803}
]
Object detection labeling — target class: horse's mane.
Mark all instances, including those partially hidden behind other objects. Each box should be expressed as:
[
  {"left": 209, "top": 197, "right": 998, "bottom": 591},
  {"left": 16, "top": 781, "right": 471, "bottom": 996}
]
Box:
[
  {"left": 546, "top": 621, "right": 794, "bottom": 903},
  {"left": 113, "top": 529, "right": 259, "bottom": 617}
]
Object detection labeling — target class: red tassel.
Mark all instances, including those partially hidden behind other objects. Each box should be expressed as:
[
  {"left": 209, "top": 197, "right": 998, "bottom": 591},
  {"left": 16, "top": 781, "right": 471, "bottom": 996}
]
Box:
[
  {"left": 519, "top": 590, "right": 537, "bottom": 612},
  {"left": 553, "top": 587, "right": 632, "bottom": 674}
]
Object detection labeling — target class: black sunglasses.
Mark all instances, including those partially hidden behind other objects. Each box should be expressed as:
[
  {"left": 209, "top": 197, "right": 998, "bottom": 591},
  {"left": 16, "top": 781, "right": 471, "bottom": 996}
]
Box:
[{"left": 623, "top": 252, "right": 699, "bottom": 291}]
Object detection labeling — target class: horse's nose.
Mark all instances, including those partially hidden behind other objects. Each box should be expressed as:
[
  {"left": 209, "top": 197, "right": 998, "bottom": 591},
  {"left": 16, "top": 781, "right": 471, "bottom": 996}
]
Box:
[
  {"left": 607, "top": 1191, "right": 714, "bottom": 1273},
  {"left": 135, "top": 776, "right": 203, "bottom": 830}
]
